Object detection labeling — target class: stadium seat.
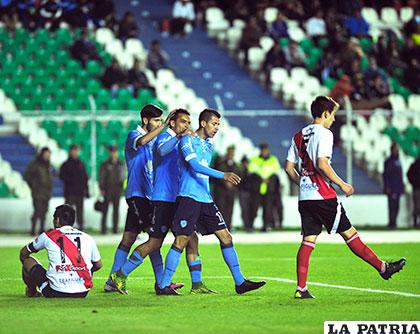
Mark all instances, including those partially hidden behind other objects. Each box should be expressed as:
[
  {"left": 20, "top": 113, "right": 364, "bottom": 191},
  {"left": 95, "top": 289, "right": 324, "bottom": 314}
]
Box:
[
  {"left": 95, "top": 27, "right": 114, "bottom": 46},
  {"left": 259, "top": 36, "right": 275, "bottom": 53},
  {"left": 400, "top": 7, "right": 414, "bottom": 23},
  {"left": 264, "top": 7, "right": 278, "bottom": 25},
  {"left": 389, "top": 94, "right": 407, "bottom": 112},
  {"left": 86, "top": 79, "right": 101, "bottom": 95},
  {"left": 125, "top": 38, "right": 145, "bottom": 56},
  {"left": 270, "top": 67, "right": 288, "bottom": 93},
  {"left": 408, "top": 94, "right": 420, "bottom": 112},
  {"left": 226, "top": 28, "right": 243, "bottom": 50},
  {"left": 288, "top": 26, "right": 306, "bottom": 42},
  {"left": 290, "top": 67, "right": 308, "bottom": 85},
  {"left": 381, "top": 7, "right": 400, "bottom": 27},
  {"left": 206, "top": 7, "right": 229, "bottom": 38},
  {"left": 232, "top": 19, "right": 246, "bottom": 30},
  {"left": 247, "top": 47, "right": 265, "bottom": 72},
  {"left": 55, "top": 28, "right": 72, "bottom": 46},
  {"left": 86, "top": 60, "right": 103, "bottom": 76},
  {"left": 361, "top": 7, "right": 381, "bottom": 27}
]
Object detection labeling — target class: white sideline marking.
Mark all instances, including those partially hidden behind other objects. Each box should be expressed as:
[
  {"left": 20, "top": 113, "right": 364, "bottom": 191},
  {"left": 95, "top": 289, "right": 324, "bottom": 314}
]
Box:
[
  {"left": 253, "top": 276, "right": 420, "bottom": 298},
  {"left": 4, "top": 275, "right": 419, "bottom": 299}
]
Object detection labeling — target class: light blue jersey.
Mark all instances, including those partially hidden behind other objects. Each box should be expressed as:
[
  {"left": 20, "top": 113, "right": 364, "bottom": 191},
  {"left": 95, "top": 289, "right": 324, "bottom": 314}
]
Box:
[
  {"left": 125, "top": 126, "right": 155, "bottom": 199},
  {"left": 178, "top": 135, "right": 224, "bottom": 203},
  {"left": 152, "top": 128, "right": 180, "bottom": 202}
]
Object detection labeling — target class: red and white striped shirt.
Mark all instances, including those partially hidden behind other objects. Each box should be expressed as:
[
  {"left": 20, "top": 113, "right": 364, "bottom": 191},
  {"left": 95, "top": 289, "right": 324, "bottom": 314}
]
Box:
[
  {"left": 27, "top": 226, "right": 101, "bottom": 293},
  {"left": 287, "top": 124, "right": 337, "bottom": 201}
]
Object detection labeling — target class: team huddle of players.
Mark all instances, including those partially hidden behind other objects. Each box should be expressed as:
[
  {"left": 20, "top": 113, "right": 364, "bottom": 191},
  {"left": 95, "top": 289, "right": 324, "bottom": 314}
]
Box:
[{"left": 19, "top": 96, "right": 405, "bottom": 299}]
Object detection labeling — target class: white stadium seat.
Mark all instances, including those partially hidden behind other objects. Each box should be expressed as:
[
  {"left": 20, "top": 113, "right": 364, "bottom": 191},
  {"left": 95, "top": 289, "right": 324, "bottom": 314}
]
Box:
[
  {"left": 247, "top": 47, "right": 265, "bottom": 71},
  {"left": 226, "top": 27, "right": 243, "bottom": 50},
  {"left": 389, "top": 94, "right": 407, "bottom": 112},
  {"left": 270, "top": 67, "right": 288, "bottom": 93},
  {"left": 232, "top": 19, "right": 245, "bottom": 30},
  {"left": 259, "top": 36, "right": 275, "bottom": 53},
  {"left": 95, "top": 27, "right": 114, "bottom": 45},
  {"left": 290, "top": 67, "right": 308, "bottom": 85},
  {"left": 264, "top": 7, "right": 278, "bottom": 25},
  {"left": 361, "top": 7, "right": 380, "bottom": 26},
  {"left": 206, "top": 7, "right": 229, "bottom": 38},
  {"left": 288, "top": 26, "right": 305, "bottom": 42},
  {"left": 381, "top": 7, "right": 400, "bottom": 26},
  {"left": 400, "top": 7, "right": 414, "bottom": 23}
]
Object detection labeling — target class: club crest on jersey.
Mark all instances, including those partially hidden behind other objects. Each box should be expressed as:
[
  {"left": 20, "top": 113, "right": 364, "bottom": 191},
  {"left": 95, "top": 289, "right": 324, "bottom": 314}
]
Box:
[{"left": 180, "top": 220, "right": 188, "bottom": 228}]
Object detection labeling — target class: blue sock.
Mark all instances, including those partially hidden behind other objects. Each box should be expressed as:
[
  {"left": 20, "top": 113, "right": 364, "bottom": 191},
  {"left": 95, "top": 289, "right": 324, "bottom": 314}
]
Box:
[
  {"left": 159, "top": 245, "right": 183, "bottom": 289},
  {"left": 120, "top": 250, "right": 144, "bottom": 277},
  {"left": 221, "top": 243, "right": 245, "bottom": 286},
  {"left": 149, "top": 249, "right": 164, "bottom": 284},
  {"left": 188, "top": 258, "right": 202, "bottom": 284},
  {"left": 107, "top": 246, "right": 129, "bottom": 284}
]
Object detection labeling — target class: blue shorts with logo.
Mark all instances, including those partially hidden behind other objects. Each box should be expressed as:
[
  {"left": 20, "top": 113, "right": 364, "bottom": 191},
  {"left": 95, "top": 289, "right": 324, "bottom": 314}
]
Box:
[
  {"left": 149, "top": 201, "right": 176, "bottom": 238},
  {"left": 172, "top": 196, "right": 227, "bottom": 236}
]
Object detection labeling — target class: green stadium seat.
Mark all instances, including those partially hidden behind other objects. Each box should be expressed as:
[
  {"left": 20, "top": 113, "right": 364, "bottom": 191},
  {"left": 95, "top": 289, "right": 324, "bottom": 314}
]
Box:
[
  {"left": 86, "top": 79, "right": 101, "bottom": 95},
  {"left": 107, "top": 120, "right": 123, "bottom": 136},
  {"left": 127, "top": 120, "right": 139, "bottom": 130},
  {"left": 405, "top": 126, "right": 420, "bottom": 142},
  {"left": 383, "top": 126, "right": 401, "bottom": 142},
  {"left": 108, "top": 99, "right": 121, "bottom": 110},
  {"left": 318, "top": 37, "right": 329, "bottom": 49},
  {"left": 0, "top": 28, "right": 9, "bottom": 43},
  {"left": 64, "top": 99, "right": 78, "bottom": 111},
  {"left": 41, "top": 99, "right": 57, "bottom": 111},
  {"left": 359, "top": 37, "right": 372, "bottom": 53},
  {"left": 129, "top": 98, "right": 140, "bottom": 111},
  {"left": 300, "top": 38, "right": 314, "bottom": 54},
  {"left": 34, "top": 29, "right": 50, "bottom": 44},
  {"left": 279, "top": 37, "right": 289, "bottom": 48},
  {"left": 42, "top": 120, "right": 58, "bottom": 136},
  {"left": 62, "top": 120, "right": 79, "bottom": 136},
  {"left": 323, "top": 77, "right": 337, "bottom": 91},
  {"left": 66, "top": 59, "right": 82, "bottom": 74},
  {"left": 309, "top": 47, "right": 322, "bottom": 61},
  {"left": 137, "top": 89, "right": 155, "bottom": 105},
  {"left": 0, "top": 182, "right": 13, "bottom": 198},
  {"left": 99, "top": 50, "right": 112, "bottom": 66},
  {"left": 86, "top": 60, "right": 102, "bottom": 76}
]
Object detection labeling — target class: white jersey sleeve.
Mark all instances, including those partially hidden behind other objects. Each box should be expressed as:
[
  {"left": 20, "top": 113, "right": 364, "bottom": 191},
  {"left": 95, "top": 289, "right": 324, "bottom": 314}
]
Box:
[
  {"left": 27, "top": 233, "right": 48, "bottom": 253},
  {"left": 316, "top": 128, "right": 334, "bottom": 159},
  {"left": 286, "top": 137, "right": 299, "bottom": 163}
]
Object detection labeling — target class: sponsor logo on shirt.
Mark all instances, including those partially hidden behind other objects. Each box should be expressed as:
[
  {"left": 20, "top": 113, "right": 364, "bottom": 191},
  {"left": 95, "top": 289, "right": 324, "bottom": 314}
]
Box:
[
  {"left": 55, "top": 264, "right": 88, "bottom": 272},
  {"left": 58, "top": 277, "right": 84, "bottom": 285}
]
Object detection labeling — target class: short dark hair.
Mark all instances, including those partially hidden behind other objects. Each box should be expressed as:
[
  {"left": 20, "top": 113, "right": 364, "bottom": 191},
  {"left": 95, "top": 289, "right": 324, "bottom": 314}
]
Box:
[
  {"left": 310, "top": 96, "right": 338, "bottom": 119},
  {"left": 171, "top": 108, "right": 190, "bottom": 121},
  {"left": 69, "top": 144, "right": 79, "bottom": 151},
  {"left": 140, "top": 104, "right": 163, "bottom": 123},
  {"left": 54, "top": 204, "right": 76, "bottom": 226},
  {"left": 199, "top": 108, "right": 221, "bottom": 125},
  {"left": 259, "top": 143, "right": 269, "bottom": 150},
  {"left": 40, "top": 147, "right": 50, "bottom": 154}
]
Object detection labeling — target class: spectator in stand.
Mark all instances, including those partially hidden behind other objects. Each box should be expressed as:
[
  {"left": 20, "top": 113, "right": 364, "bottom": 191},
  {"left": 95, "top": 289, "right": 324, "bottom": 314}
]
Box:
[
  {"left": 364, "top": 56, "right": 390, "bottom": 99},
  {"left": 401, "top": 38, "right": 419, "bottom": 66},
  {"left": 99, "top": 146, "right": 125, "bottom": 235},
  {"left": 341, "top": 38, "right": 364, "bottom": 74},
  {"left": 344, "top": 9, "right": 369, "bottom": 37},
  {"left": 70, "top": 29, "right": 102, "bottom": 68},
  {"left": 102, "top": 58, "right": 132, "bottom": 97},
  {"left": 17, "top": 0, "right": 39, "bottom": 31},
  {"left": 407, "top": 152, "right": 420, "bottom": 228},
  {"left": 59, "top": 145, "right": 89, "bottom": 231},
  {"left": 118, "top": 11, "right": 139, "bottom": 41},
  {"left": 411, "top": 22, "right": 420, "bottom": 46},
  {"left": 24, "top": 147, "right": 53, "bottom": 236},
  {"left": 319, "top": 50, "right": 341, "bottom": 82},
  {"left": 383, "top": 143, "right": 404, "bottom": 230},
  {"left": 280, "top": 0, "right": 305, "bottom": 21},
  {"left": 270, "top": 13, "right": 289, "bottom": 41},
  {"left": 147, "top": 39, "right": 170, "bottom": 74},
  {"left": 212, "top": 146, "right": 240, "bottom": 231},
  {"left": 248, "top": 143, "right": 282, "bottom": 232},
  {"left": 375, "top": 35, "right": 388, "bottom": 69},
  {"left": 264, "top": 42, "right": 286, "bottom": 81},
  {"left": 0, "top": 0, "right": 18, "bottom": 31},
  {"left": 91, "top": 0, "right": 115, "bottom": 28},
  {"left": 240, "top": 17, "right": 263, "bottom": 66},
  {"left": 405, "top": 58, "right": 420, "bottom": 93},
  {"left": 330, "top": 74, "right": 353, "bottom": 103},
  {"left": 128, "top": 58, "right": 155, "bottom": 96},
  {"left": 305, "top": 9, "right": 327, "bottom": 44},
  {"left": 38, "top": 0, "right": 63, "bottom": 31},
  {"left": 283, "top": 40, "right": 305, "bottom": 70},
  {"left": 386, "top": 38, "right": 407, "bottom": 73},
  {"left": 171, "top": 0, "right": 195, "bottom": 37}
]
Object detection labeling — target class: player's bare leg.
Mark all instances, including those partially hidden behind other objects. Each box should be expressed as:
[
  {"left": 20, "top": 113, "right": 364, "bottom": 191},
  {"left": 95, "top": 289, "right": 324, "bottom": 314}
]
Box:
[
  {"left": 187, "top": 232, "right": 216, "bottom": 294},
  {"left": 295, "top": 235, "right": 317, "bottom": 299},
  {"left": 214, "top": 228, "right": 266, "bottom": 294},
  {"left": 22, "top": 256, "right": 42, "bottom": 297},
  {"left": 340, "top": 227, "right": 406, "bottom": 280}
]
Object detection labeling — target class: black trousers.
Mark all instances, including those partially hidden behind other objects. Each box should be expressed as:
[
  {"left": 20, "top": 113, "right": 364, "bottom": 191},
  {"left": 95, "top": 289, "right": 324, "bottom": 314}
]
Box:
[
  {"left": 65, "top": 195, "right": 84, "bottom": 230},
  {"left": 239, "top": 191, "right": 260, "bottom": 230},
  {"left": 31, "top": 197, "right": 49, "bottom": 235},
  {"left": 171, "top": 18, "right": 188, "bottom": 35},
  {"left": 387, "top": 193, "right": 400, "bottom": 229},
  {"left": 101, "top": 195, "right": 121, "bottom": 234}
]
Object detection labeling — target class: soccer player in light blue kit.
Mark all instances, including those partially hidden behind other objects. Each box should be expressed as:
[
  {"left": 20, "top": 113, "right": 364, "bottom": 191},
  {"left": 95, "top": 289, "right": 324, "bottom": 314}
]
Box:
[
  {"left": 111, "top": 109, "right": 215, "bottom": 294},
  {"left": 157, "top": 108, "right": 266, "bottom": 295},
  {"left": 104, "top": 104, "right": 178, "bottom": 293}
]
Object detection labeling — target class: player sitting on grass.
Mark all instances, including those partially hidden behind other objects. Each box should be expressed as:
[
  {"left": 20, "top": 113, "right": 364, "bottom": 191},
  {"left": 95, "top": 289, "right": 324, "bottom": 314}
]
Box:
[
  {"left": 105, "top": 105, "right": 184, "bottom": 293},
  {"left": 285, "top": 96, "right": 406, "bottom": 299},
  {"left": 155, "top": 108, "right": 265, "bottom": 295},
  {"left": 111, "top": 108, "right": 215, "bottom": 294},
  {"left": 20, "top": 204, "right": 102, "bottom": 298}
]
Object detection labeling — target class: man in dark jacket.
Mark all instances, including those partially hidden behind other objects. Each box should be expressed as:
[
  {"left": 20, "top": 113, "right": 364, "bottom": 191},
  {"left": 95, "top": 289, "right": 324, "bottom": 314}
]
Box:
[
  {"left": 24, "top": 147, "right": 53, "bottom": 235},
  {"left": 59, "top": 145, "right": 89, "bottom": 230},
  {"left": 383, "top": 143, "right": 404, "bottom": 229},
  {"left": 212, "top": 146, "right": 240, "bottom": 230},
  {"left": 407, "top": 152, "right": 420, "bottom": 228},
  {"left": 99, "top": 146, "right": 125, "bottom": 234}
]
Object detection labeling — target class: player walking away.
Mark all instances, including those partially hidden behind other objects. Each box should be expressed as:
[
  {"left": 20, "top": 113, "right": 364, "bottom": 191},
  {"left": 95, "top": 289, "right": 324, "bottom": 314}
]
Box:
[
  {"left": 104, "top": 105, "right": 180, "bottom": 293},
  {"left": 20, "top": 204, "right": 102, "bottom": 298},
  {"left": 285, "top": 96, "right": 406, "bottom": 299},
  {"left": 157, "top": 109, "right": 265, "bottom": 295},
  {"left": 112, "top": 109, "right": 215, "bottom": 295}
]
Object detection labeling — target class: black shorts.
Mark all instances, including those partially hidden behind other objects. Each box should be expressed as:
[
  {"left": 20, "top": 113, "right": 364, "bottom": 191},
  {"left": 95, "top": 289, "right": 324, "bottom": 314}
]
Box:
[
  {"left": 124, "top": 197, "right": 153, "bottom": 234},
  {"left": 149, "top": 201, "right": 176, "bottom": 239},
  {"left": 29, "top": 264, "right": 88, "bottom": 298},
  {"left": 172, "top": 196, "right": 227, "bottom": 236},
  {"left": 298, "top": 198, "right": 352, "bottom": 237}
]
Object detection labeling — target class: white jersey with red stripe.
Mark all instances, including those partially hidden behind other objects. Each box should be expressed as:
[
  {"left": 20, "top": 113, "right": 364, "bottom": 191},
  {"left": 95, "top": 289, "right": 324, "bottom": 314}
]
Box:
[
  {"left": 287, "top": 123, "right": 337, "bottom": 201},
  {"left": 27, "top": 225, "right": 101, "bottom": 293}
]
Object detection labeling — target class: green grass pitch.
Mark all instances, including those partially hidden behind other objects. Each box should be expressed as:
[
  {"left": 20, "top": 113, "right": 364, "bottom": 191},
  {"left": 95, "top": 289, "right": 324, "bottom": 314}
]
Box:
[{"left": 0, "top": 242, "right": 419, "bottom": 334}]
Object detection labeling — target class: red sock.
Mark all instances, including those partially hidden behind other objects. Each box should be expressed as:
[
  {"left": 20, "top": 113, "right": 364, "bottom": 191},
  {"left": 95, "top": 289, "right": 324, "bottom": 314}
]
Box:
[
  {"left": 346, "top": 232, "right": 384, "bottom": 272},
  {"left": 297, "top": 240, "right": 315, "bottom": 291}
]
